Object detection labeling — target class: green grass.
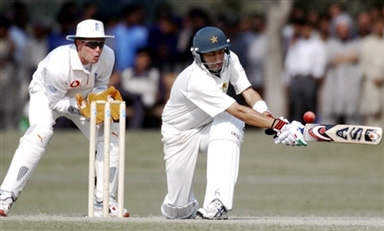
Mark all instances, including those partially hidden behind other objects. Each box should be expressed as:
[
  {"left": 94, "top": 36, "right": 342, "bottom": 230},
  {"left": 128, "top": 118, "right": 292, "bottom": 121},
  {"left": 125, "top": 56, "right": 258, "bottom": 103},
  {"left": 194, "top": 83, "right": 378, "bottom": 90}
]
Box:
[{"left": 0, "top": 129, "right": 383, "bottom": 230}]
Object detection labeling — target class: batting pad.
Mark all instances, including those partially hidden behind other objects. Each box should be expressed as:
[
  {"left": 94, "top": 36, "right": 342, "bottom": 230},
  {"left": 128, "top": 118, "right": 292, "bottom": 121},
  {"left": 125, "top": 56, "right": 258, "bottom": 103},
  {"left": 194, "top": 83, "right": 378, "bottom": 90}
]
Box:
[
  {"left": 161, "top": 199, "right": 198, "bottom": 219},
  {"left": 0, "top": 125, "right": 53, "bottom": 198},
  {"left": 204, "top": 140, "right": 239, "bottom": 210},
  {"left": 200, "top": 113, "right": 243, "bottom": 210}
]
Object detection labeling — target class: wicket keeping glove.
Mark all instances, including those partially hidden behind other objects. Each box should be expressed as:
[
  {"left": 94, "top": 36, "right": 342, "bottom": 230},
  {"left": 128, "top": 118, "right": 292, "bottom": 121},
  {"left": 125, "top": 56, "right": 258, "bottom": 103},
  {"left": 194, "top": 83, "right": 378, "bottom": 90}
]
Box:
[
  {"left": 87, "top": 86, "right": 124, "bottom": 122},
  {"left": 75, "top": 94, "right": 104, "bottom": 124},
  {"left": 272, "top": 118, "right": 307, "bottom": 146}
]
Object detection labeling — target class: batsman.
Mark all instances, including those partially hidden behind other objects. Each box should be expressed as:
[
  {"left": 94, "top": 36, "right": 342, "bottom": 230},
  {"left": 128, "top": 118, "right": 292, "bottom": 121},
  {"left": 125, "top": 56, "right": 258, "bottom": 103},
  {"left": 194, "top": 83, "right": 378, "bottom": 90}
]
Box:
[
  {"left": 160, "top": 26, "right": 307, "bottom": 220},
  {"left": 0, "top": 19, "right": 129, "bottom": 217}
]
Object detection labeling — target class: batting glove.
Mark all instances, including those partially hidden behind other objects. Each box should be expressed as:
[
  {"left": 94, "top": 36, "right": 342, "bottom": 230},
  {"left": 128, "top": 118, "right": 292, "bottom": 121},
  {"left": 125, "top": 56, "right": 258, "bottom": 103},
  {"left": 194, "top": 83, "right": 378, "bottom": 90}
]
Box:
[{"left": 273, "top": 119, "right": 307, "bottom": 147}]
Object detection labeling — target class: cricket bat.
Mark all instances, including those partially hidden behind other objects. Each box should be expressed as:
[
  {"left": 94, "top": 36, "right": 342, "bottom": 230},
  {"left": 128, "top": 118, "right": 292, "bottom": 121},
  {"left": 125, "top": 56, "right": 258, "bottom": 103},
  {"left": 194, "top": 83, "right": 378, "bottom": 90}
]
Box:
[
  {"left": 265, "top": 124, "right": 382, "bottom": 145},
  {"left": 303, "top": 123, "right": 382, "bottom": 145}
]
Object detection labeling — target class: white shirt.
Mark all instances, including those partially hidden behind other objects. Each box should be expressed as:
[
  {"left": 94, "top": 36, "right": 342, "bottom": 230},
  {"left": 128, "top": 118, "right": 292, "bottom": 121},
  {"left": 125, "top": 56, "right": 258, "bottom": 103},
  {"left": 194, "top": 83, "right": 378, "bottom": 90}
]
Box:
[
  {"left": 120, "top": 68, "right": 160, "bottom": 107},
  {"left": 162, "top": 51, "right": 251, "bottom": 131},
  {"left": 285, "top": 35, "right": 327, "bottom": 79},
  {"left": 29, "top": 44, "right": 115, "bottom": 114},
  {"left": 360, "top": 35, "right": 384, "bottom": 80}
]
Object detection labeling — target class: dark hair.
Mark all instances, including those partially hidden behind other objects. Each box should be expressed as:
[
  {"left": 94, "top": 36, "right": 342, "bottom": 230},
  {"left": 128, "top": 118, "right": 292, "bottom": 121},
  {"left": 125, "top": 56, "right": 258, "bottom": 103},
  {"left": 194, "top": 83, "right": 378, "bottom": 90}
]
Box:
[
  {"left": 136, "top": 47, "right": 153, "bottom": 58},
  {"left": 0, "top": 15, "right": 12, "bottom": 28}
]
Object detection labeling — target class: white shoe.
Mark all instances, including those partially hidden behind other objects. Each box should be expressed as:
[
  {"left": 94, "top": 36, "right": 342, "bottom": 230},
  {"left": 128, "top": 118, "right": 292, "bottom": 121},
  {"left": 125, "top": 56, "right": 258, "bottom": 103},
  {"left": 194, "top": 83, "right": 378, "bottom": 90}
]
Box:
[
  {"left": 0, "top": 191, "right": 14, "bottom": 217},
  {"left": 94, "top": 198, "right": 130, "bottom": 217},
  {"left": 196, "top": 199, "right": 228, "bottom": 220}
]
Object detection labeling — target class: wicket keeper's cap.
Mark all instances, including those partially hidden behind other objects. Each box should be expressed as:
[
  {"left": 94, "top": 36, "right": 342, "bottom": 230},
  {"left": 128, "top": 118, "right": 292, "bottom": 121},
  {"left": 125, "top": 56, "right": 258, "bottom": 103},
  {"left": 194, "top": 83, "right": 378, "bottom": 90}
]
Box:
[{"left": 66, "top": 19, "right": 114, "bottom": 41}]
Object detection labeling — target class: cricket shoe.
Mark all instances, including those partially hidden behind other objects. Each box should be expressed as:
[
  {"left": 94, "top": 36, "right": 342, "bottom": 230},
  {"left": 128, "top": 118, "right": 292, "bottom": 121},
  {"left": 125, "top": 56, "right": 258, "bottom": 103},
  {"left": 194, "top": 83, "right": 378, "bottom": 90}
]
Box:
[
  {"left": 94, "top": 198, "right": 130, "bottom": 217},
  {"left": 0, "top": 191, "right": 14, "bottom": 217},
  {"left": 196, "top": 199, "right": 228, "bottom": 220}
]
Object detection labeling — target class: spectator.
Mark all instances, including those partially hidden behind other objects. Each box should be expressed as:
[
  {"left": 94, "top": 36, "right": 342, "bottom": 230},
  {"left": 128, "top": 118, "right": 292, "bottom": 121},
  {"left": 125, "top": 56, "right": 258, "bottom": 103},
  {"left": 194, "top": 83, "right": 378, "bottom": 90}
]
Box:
[
  {"left": 17, "top": 20, "right": 50, "bottom": 131},
  {"left": 48, "top": 1, "right": 78, "bottom": 51},
  {"left": 7, "top": 1, "right": 29, "bottom": 63},
  {"left": 284, "top": 17, "right": 327, "bottom": 123},
  {"left": 79, "top": 2, "right": 102, "bottom": 21},
  {"left": 317, "top": 13, "right": 331, "bottom": 42},
  {"left": 356, "top": 11, "right": 372, "bottom": 38},
  {"left": 320, "top": 15, "right": 362, "bottom": 124},
  {"left": 282, "top": 4, "right": 305, "bottom": 52},
  {"left": 119, "top": 48, "right": 160, "bottom": 129},
  {"left": 146, "top": 4, "right": 180, "bottom": 72},
  {"left": 247, "top": 13, "right": 267, "bottom": 96},
  {"left": 176, "top": 7, "right": 210, "bottom": 67},
  {"left": 112, "top": 3, "right": 148, "bottom": 72},
  {"left": 327, "top": 2, "right": 355, "bottom": 38},
  {"left": 368, "top": 5, "right": 382, "bottom": 22},
  {"left": 359, "top": 17, "right": 384, "bottom": 127},
  {"left": 0, "top": 15, "right": 16, "bottom": 130}
]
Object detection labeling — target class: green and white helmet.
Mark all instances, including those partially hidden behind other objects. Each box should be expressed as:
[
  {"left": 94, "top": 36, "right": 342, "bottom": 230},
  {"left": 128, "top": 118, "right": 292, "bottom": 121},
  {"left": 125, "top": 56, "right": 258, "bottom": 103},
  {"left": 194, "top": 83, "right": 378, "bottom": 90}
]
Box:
[{"left": 191, "top": 26, "right": 231, "bottom": 74}]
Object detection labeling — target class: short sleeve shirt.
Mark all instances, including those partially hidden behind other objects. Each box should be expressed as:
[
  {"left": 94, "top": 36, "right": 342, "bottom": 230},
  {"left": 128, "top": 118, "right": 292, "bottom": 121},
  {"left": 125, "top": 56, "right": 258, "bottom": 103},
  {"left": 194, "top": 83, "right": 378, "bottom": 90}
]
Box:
[
  {"left": 30, "top": 44, "right": 115, "bottom": 113},
  {"left": 162, "top": 51, "right": 251, "bottom": 130}
]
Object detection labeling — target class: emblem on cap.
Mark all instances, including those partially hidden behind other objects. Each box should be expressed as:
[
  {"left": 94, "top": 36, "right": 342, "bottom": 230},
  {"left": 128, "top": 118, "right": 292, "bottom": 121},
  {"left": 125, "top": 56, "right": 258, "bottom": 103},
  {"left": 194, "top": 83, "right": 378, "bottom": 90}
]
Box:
[
  {"left": 210, "top": 35, "right": 218, "bottom": 44},
  {"left": 95, "top": 22, "right": 99, "bottom": 31}
]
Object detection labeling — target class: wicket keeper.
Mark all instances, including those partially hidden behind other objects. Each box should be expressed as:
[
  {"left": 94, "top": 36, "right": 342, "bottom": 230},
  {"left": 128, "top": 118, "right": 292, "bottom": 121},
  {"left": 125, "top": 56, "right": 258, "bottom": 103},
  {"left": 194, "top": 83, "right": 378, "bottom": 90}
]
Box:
[{"left": 0, "top": 19, "right": 129, "bottom": 217}]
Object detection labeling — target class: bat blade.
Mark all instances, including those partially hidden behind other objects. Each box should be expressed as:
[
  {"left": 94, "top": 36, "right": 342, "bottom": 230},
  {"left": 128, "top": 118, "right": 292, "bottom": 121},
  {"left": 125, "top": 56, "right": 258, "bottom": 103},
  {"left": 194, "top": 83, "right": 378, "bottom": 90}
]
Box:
[{"left": 303, "top": 123, "right": 382, "bottom": 145}]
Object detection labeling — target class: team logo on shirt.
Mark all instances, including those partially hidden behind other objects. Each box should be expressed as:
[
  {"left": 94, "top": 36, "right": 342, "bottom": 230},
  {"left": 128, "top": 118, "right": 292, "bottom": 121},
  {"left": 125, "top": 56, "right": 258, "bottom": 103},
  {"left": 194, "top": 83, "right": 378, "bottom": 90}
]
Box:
[
  {"left": 211, "top": 35, "right": 218, "bottom": 44},
  {"left": 222, "top": 82, "right": 228, "bottom": 91}
]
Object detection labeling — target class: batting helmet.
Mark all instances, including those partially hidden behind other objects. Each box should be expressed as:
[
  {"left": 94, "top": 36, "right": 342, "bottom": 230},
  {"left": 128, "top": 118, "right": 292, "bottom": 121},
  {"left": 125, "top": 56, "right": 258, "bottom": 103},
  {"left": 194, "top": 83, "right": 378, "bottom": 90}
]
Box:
[
  {"left": 191, "top": 26, "right": 231, "bottom": 53},
  {"left": 191, "top": 26, "right": 231, "bottom": 74}
]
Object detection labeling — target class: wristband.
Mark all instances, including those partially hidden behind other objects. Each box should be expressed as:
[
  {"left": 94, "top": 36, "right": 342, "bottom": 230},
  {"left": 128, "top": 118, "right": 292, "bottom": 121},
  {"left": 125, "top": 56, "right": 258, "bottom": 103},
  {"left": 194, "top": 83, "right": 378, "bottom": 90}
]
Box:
[
  {"left": 252, "top": 100, "right": 270, "bottom": 114},
  {"left": 271, "top": 119, "right": 287, "bottom": 130}
]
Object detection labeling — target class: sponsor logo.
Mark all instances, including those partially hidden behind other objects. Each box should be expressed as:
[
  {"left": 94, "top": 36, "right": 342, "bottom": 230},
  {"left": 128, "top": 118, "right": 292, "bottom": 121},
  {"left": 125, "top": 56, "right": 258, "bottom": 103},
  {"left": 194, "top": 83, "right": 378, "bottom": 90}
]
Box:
[
  {"left": 350, "top": 127, "right": 363, "bottom": 140},
  {"left": 336, "top": 127, "right": 349, "bottom": 140},
  {"left": 336, "top": 127, "right": 363, "bottom": 141},
  {"left": 365, "top": 129, "right": 381, "bottom": 142},
  {"left": 231, "top": 131, "right": 241, "bottom": 140},
  {"left": 70, "top": 80, "right": 81, "bottom": 88},
  {"left": 214, "top": 189, "right": 220, "bottom": 197},
  {"left": 308, "top": 125, "right": 331, "bottom": 141},
  {"left": 48, "top": 85, "right": 57, "bottom": 93}
]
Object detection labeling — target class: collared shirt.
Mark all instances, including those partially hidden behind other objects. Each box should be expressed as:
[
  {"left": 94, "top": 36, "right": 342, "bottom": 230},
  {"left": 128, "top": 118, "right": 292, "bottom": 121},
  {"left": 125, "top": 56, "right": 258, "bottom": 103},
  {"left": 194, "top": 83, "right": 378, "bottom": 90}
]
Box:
[
  {"left": 30, "top": 44, "right": 114, "bottom": 113},
  {"left": 284, "top": 36, "right": 327, "bottom": 80},
  {"left": 161, "top": 51, "right": 251, "bottom": 131}
]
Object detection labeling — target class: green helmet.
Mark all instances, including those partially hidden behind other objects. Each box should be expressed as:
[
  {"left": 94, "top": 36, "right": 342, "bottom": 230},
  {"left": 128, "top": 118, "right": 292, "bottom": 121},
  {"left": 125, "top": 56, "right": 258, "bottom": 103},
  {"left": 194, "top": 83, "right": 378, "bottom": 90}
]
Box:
[
  {"left": 191, "top": 26, "right": 231, "bottom": 53},
  {"left": 191, "top": 26, "right": 231, "bottom": 74}
]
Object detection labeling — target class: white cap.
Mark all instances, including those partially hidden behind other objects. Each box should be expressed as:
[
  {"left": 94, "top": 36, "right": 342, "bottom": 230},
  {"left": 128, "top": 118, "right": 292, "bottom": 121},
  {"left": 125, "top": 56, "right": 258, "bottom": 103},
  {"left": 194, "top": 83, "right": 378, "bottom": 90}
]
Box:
[{"left": 66, "top": 19, "right": 114, "bottom": 41}]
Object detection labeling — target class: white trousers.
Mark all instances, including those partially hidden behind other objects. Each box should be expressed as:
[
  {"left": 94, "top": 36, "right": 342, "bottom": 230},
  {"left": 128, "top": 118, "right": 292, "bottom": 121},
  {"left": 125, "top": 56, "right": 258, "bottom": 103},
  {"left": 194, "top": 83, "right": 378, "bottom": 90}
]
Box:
[
  {"left": 1, "top": 89, "right": 121, "bottom": 201},
  {"left": 161, "top": 112, "right": 244, "bottom": 211}
]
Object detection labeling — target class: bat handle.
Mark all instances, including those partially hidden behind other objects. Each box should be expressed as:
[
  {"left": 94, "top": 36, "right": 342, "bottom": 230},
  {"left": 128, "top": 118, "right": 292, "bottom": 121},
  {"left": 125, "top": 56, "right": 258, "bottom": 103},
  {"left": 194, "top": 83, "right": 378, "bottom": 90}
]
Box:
[
  {"left": 265, "top": 128, "right": 276, "bottom": 136},
  {"left": 264, "top": 127, "right": 304, "bottom": 136}
]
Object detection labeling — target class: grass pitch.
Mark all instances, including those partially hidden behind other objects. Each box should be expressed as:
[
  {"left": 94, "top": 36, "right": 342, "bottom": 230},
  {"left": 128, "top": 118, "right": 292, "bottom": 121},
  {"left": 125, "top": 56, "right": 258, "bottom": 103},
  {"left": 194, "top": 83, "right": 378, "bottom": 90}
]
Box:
[{"left": 0, "top": 129, "right": 383, "bottom": 230}]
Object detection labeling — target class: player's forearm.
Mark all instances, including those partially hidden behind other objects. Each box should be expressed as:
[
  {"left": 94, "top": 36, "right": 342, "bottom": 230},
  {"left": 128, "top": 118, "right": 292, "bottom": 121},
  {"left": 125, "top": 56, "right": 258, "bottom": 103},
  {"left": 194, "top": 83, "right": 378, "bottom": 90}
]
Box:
[
  {"left": 49, "top": 96, "right": 77, "bottom": 114},
  {"left": 227, "top": 103, "right": 274, "bottom": 128},
  {"left": 241, "top": 87, "right": 263, "bottom": 107}
]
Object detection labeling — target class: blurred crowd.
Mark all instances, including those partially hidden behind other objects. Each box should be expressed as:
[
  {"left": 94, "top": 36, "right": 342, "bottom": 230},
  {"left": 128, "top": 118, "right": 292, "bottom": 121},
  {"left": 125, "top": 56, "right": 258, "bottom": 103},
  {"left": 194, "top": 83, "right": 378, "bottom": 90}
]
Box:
[{"left": 0, "top": 1, "right": 383, "bottom": 131}]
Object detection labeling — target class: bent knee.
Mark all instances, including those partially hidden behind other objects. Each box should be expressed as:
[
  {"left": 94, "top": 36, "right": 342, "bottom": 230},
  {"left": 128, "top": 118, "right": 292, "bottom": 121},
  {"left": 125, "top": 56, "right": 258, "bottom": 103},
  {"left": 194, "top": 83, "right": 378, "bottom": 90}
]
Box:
[{"left": 21, "top": 124, "right": 54, "bottom": 147}]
